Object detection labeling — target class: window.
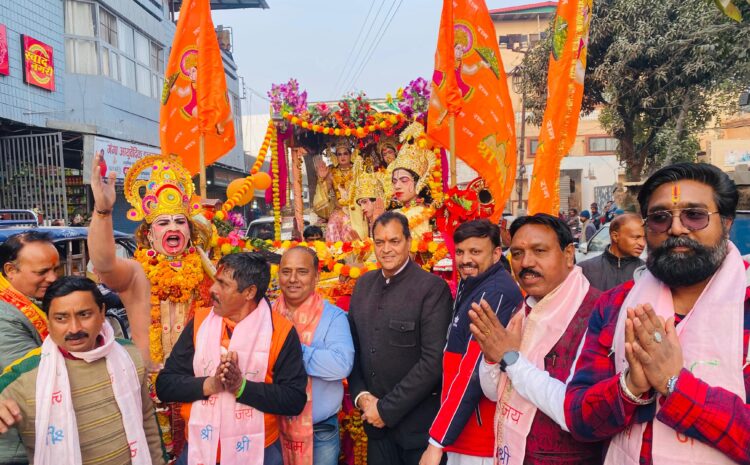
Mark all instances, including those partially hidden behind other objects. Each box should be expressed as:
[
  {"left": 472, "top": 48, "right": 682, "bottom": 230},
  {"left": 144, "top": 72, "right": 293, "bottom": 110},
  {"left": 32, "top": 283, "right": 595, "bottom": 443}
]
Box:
[
  {"left": 588, "top": 137, "right": 618, "bottom": 153},
  {"left": 65, "top": 0, "right": 95, "bottom": 36},
  {"left": 529, "top": 138, "right": 540, "bottom": 157},
  {"left": 121, "top": 57, "right": 136, "bottom": 90},
  {"left": 65, "top": 0, "right": 97, "bottom": 74},
  {"left": 118, "top": 20, "right": 134, "bottom": 56},
  {"left": 99, "top": 8, "right": 117, "bottom": 46},
  {"left": 66, "top": 39, "right": 97, "bottom": 74}
]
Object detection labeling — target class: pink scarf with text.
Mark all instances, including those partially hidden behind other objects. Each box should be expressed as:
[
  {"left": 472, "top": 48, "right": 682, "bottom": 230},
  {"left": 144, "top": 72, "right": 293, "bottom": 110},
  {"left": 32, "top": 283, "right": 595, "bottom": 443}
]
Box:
[
  {"left": 494, "top": 266, "right": 589, "bottom": 465},
  {"left": 606, "top": 242, "right": 746, "bottom": 465},
  {"left": 188, "top": 301, "right": 273, "bottom": 465}
]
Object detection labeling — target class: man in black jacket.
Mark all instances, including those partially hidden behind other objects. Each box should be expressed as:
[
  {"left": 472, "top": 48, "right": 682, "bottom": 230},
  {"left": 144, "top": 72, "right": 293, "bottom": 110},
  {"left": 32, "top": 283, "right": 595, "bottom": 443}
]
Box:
[
  {"left": 348, "top": 212, "right": 452, "bottom": 465},
  {"left": 421, "top": 220, "right": 522, "bottom": 465},
  {"left": 579, "top": 213, "right": 645, "bottom": 291}
]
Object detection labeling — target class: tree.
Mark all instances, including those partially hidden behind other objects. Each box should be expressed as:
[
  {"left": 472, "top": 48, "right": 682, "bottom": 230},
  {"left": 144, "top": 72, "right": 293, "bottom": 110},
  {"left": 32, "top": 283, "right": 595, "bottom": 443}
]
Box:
[{"left": 520, "top": 0, "right": 750, "bottom": 180}]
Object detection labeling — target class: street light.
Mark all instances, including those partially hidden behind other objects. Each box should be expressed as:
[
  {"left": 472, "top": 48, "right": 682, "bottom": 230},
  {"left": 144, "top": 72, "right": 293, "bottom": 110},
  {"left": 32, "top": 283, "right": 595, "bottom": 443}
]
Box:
[{"left": 511, "top": 64, "right": 527, "bottom": 213}]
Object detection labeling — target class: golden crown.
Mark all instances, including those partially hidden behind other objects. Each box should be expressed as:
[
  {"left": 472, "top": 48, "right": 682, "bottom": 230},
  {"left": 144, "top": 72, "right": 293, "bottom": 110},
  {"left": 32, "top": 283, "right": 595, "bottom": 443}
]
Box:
[
  {"left": 377, "top": 135, "right": 398, "bottom": 155},
  {"left": 124, "top": 154, "right": 202, "bottom": 223},
  {"left": 388, "top": 122, "right": 434, "bottom": 192},
  {"left": 351, "top": 171, "right": 385, "bottom": 202}
]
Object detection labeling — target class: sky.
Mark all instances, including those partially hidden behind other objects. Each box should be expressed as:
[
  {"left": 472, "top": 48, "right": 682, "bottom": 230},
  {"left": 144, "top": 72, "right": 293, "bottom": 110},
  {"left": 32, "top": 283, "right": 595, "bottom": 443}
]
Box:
[{"left": 212, "top": 0, "right": 534, "bottom": 116}]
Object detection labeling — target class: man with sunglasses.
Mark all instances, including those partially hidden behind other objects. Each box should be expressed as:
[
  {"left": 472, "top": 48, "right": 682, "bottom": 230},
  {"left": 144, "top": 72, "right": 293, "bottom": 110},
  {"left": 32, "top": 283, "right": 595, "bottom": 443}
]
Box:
[{"left": 565, "top": 163, "right": 750, "bottom": 464}]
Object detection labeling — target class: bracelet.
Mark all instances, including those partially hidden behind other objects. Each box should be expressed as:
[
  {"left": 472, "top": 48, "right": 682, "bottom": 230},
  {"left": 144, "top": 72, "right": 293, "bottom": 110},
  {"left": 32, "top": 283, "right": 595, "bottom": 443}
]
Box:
[
  {"left": 235, "top": 378, "right": 247, "bottom": 399},
  {"left": 666, "top": 375, "right": 679, "bottom": 396},
  {"left": 619, "top": 369, "right": 655, "bottom": 405},
  {"left": 94, "top": 207, "right": 112, "bottom": 216}
]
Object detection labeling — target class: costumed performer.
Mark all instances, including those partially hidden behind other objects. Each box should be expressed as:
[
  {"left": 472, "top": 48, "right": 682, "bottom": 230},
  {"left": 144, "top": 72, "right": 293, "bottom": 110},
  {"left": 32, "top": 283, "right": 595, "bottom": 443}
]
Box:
[
  {"left": 350, "top": 171, "right": 386, "bottom": 239},
  {"left": 387, "top": 121, "right": 436, "bottom": 240},
  {"left": 88, "top": 152, "right": 214, "bottom": 459}
]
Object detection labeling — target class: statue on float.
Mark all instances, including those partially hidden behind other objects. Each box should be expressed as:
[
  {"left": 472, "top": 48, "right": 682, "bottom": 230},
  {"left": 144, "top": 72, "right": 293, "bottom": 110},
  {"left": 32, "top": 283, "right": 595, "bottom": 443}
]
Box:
[
  {"left": 89, "top": 152, "right": 213, "bottom": 459},
  {"left": 387, "top": 121, "right": 436, "bottom": 239}
]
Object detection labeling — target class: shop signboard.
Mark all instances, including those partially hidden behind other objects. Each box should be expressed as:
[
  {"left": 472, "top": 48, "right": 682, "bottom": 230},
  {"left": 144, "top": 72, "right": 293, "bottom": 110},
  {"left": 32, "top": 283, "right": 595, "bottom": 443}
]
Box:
[
  {"left": 83, "top": 136, "right": 160, "bottom": 183},
  {"left": 0, "top": 24, "right": 9, "bottom": 76},
  {"left": 21, "top": 35, "right": 54, "bottom": 91}
]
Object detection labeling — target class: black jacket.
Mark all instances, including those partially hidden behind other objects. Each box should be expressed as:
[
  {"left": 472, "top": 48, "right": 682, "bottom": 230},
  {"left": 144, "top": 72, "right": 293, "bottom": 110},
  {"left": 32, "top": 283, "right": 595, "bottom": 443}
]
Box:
[
  {"left": 155, "top": 306, "right": 307, "bottom": 417},
  {"left": 579, "top": 247, "right": 645, "bottom": 291},
  {"left": 348, "top": 260, "right": 453, "bottom": 449}
]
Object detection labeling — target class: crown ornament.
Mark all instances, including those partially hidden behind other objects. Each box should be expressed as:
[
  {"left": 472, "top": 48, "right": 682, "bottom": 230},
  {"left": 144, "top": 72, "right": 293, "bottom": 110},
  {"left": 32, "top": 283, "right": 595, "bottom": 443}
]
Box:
[
  {"left": 351, "top": 171, "right": 385, "bottom": 203},
  {"left": 124, "top": 154, "right": 202, "bottom": 223},
  {"left": 387, "top": 121, "right": 434, "bottom": 193}
]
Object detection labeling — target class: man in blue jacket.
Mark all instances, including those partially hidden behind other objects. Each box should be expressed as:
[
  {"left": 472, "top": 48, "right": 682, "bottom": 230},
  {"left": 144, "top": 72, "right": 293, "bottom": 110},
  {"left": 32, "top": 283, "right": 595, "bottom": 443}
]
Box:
[{"left": 421, "top": 219, "right": 522, "bottom": 465}]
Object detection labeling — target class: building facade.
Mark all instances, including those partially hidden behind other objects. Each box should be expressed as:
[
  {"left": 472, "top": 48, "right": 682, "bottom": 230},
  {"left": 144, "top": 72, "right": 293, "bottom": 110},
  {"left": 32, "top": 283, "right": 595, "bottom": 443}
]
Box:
[{"left": 0, "top": 0, "right": 255, "bottom": 232}]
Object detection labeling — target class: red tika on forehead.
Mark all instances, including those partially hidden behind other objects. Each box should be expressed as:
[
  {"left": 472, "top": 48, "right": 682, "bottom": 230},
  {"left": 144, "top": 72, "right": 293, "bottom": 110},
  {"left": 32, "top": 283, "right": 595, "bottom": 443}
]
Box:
[{"left": 672, "top": 183, "right": 680, "bottom": 204}]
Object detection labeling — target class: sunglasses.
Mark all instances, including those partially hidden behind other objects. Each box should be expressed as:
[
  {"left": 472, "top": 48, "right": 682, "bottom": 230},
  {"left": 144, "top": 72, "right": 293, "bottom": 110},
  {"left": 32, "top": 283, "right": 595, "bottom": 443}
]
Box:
[{"left": 644, "top": 208, "right": 719, "bottom": 234}]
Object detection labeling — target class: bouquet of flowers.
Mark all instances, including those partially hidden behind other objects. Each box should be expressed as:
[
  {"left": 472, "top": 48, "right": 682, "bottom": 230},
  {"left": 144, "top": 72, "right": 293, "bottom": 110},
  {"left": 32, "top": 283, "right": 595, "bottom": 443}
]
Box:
[
  {"left": 398, "top": 77, "right": 431, "bottom": 122},
  {"left": 268, "top": 78, "right": 308, "bottom": 116}
]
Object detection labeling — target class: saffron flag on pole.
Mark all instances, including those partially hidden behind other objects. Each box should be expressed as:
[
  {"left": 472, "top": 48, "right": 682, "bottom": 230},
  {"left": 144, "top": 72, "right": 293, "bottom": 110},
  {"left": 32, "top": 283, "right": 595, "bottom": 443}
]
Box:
[
  {"left": 527, "top": 0, "right": 593, "bottom": 215},
  {"left": 160, "top": 0, "right": 235, "bottom": 175},
  {"left": 427, "top": 0, "right": 516, "bottom": 222}
]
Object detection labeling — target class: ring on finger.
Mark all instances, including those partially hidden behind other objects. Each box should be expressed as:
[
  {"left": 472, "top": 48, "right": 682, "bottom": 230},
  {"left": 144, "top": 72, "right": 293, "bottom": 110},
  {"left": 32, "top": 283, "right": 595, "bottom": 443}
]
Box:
[{"left": 653, "top": 331, "right": 663, "bottom": 343}]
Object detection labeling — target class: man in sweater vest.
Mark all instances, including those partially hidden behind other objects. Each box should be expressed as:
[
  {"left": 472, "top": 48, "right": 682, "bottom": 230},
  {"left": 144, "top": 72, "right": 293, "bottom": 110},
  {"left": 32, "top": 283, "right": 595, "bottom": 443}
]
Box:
[
  {"left": 0, "top": 276, "right": 165, "bottom": 464},
  {"left": 421, "top": 220, "right": 522, "bottom": 465},
  {"left": 471, "top": 214, "right": 603, "bottom": 464},
  {"left": 155, "top": 252, "right": 307, "bottom": 465}
]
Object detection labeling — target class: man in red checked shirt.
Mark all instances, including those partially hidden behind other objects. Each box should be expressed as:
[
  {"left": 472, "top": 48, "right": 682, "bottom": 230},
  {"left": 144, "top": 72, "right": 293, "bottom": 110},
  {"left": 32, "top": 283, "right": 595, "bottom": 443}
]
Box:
[{"left": 565, "top": 162, "right": 750, "bottom": 465}]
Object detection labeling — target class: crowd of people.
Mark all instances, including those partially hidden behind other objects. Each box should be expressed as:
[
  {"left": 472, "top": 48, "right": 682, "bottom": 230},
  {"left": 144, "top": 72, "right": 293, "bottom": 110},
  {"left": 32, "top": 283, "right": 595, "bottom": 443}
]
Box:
[{"left": 0, "top": 160, "right": 748, "bottom": 465}]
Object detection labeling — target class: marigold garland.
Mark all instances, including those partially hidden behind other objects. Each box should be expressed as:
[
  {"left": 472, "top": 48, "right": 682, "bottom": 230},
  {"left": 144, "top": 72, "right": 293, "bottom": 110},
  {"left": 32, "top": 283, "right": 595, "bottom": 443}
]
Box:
[
  {"left": 282, "top": 111, "right": 406, "bottom": 138},
  {"left": 271, "top": 127, "right": 281, "bottom": 240}
]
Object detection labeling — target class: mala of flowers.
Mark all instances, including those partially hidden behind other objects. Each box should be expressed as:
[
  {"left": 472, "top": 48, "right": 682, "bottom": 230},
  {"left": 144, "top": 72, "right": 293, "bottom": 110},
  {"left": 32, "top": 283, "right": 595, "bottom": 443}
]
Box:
[
  {"left": 271, "top": 128, "right": 281, "bottom": 240},
  {"left": 282, "top": 111, "right": 405, "bottom": 138},
  {"left": 218, "top": 121, "right": 276, "bottom": 216}
]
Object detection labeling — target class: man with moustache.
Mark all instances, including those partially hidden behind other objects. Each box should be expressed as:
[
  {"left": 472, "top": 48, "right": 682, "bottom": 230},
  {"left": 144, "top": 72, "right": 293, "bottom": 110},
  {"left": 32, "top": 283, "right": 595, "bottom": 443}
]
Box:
[
  {"left": 420, "top": 220, "right": 522, "bottom": 465},
  {"left": 470, "top": 214, "right": 602, "bottom": 465},
  {"left": 156, "top": 253, "right": 307, "bottom": 465},
  {"left": 274, "top": 246, "right": 354, "bottom": 465},
  {"left": 0, "top": 276, "right": 165, "bottom": 464},
  {"left": 348, "top": 211, "right": 452, "bottom": 465},
  {"left": 579, "top": 213, "right": 646, "bottom": 291},
  {"left": 565, "top": 163, "right": 750, "bottom": 464}
]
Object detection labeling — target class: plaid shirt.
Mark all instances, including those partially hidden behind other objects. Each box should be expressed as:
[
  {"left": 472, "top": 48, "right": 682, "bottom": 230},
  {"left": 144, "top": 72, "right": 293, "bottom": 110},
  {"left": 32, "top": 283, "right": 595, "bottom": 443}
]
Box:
[{"left": 564, "top": 279, "right": 750, "bottom": 465}]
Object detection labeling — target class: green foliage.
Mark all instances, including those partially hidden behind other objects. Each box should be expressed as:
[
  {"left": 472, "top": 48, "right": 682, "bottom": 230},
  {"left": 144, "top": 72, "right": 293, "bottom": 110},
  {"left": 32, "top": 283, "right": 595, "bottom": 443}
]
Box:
[{"left": 519, "top": 0, "right": 750, "bottom": 180}]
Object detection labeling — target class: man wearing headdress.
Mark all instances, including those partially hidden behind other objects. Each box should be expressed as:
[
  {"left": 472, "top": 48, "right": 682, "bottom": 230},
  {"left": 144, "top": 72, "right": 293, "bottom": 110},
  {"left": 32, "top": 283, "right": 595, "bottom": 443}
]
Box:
[
  {"left": 88, "top": 151, "right": 213, "bottom": 458},
  {"left": 387, "top": 122, "right": 435, "bottom": 240},
  {"left": 350, "top": 171, "right": 386, "bottom": 239},
  {"left": 377, "top": 135, "right": 398, "bottom": 167}
]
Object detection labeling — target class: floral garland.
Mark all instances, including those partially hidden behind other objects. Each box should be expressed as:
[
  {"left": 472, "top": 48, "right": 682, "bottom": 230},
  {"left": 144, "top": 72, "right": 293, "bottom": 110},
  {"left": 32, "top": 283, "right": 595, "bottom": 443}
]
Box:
[
  {"left": 401, "top": 205, "right": 436, "bottom": 232},
  {"left": 134, "top": 247, "right": 205, "bottom": 364},
  {"left": 282, "top": 111, "right": 405, "bottom": 139},
  {"left": 271, "top": 128, "right": 281, "bottom": 240}
]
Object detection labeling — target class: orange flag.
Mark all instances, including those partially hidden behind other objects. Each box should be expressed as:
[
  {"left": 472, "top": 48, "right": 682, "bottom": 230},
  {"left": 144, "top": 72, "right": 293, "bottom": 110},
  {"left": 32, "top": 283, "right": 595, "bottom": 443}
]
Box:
[
  {"left": 427, "top": 0, "right": 516, "bottom": 222},
  {"left": 527, "top": 0, "right": 594, "bottom": 215},
  {"left": 160, "top": 0, "right": 235, "bottom": 175}
]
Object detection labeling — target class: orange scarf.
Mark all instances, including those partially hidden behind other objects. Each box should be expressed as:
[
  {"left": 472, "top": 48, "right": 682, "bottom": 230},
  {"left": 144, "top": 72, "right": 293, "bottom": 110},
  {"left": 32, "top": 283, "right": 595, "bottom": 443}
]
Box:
[
  {"left": 0, "top": 273, "right": 48, "bottom": 340},
  {"left": 272, "top": 292, "right": 325, "bottom": 465}
]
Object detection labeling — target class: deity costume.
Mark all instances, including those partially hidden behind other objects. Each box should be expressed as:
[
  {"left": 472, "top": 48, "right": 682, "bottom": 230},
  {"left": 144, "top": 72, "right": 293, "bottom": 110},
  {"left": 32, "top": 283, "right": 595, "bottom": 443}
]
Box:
[
  {"left": 387, "top": 122, "right": 436, "bottom": 240},
  {"left": 375, "top": 135, "right": 397, "bottom": 200},
  {"left": 124, "top": 154, "right": 213, "bottom": 458}
]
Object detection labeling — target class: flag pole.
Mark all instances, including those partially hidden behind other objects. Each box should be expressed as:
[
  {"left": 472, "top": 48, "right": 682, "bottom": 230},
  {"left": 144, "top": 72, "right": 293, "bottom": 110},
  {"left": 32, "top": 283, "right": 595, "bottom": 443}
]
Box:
[
  {"left": 449, "top": 113, "right": 457, "bottom": 187},
  {"left": 199, "top": 133, "right": 207, "bottom": 196}
]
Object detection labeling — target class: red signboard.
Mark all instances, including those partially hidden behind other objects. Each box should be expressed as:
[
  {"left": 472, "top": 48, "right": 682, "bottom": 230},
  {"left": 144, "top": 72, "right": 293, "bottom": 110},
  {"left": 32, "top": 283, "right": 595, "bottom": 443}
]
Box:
[
  {"left": 22, "top": 35, "right": 54, "bottom": 91},
  {"left": 0, "top": 24, "right": 8, "bottom": 76}
]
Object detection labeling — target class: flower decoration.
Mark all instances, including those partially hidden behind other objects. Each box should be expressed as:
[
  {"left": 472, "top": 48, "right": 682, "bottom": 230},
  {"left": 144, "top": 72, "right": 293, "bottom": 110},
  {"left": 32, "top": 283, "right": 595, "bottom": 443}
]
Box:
[
  {"left": 397, "top": 77, "right": 430, "bottom": 122},
  {"left": 268, "top": 78, "right": 308, "bottom": 116}
]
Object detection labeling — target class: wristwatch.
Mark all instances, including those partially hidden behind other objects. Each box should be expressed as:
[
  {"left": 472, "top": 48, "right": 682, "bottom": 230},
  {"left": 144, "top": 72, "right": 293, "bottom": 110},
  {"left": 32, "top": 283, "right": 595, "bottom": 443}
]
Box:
[{"left": 499, "top": 350, "right": 520, "bottom": 373}]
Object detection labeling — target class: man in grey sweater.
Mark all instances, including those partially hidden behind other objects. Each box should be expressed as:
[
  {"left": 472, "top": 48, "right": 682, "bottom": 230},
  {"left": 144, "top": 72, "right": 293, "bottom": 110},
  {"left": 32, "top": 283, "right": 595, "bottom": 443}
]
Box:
[{"left": 579, "top": 213, "right": 646, "bottom": 291}]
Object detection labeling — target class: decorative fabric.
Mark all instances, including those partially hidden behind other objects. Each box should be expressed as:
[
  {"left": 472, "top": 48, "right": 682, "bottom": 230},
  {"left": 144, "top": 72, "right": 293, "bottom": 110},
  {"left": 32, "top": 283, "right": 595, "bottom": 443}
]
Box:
[
  {"left": 605, "top": 242, "right": 746, "bottom": 465},
  {"left": 494, "top": 267, "right": 589, "bottom": 465},
  {"left": 273, "top": 292, "right": 325, "bottom": 465},
  {"left": 33, "top": 320, "right": 151, "bottom": 465},
  {"left": 0, "top": 273, "right": 48, "bottom": 340},
  {"left": 188, "top": 301, "right": 273, "bottom": 465}
]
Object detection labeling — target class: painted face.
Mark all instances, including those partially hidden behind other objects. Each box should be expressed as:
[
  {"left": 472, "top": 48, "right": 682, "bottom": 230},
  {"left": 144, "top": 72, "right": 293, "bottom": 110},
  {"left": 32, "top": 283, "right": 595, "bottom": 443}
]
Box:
[
  {"left": 4, "top": 241, "right": 60, "bottom": 300},
  {"left": 358, "top": 198, "right": 376, "bottom": 220},
  {"left": 149, "top": 214, "right": 191, "bottom": 256},
  {"left": 336, "top": 149, "right": 352, "bottom": 168},
  {"left": 381, "top": 146, "right": 397, "bottom": 165},
  {"left": 209, "top": 266, "right": 256, "bottom": 319},
  {"left": 392, "top": 169, "right": 417, "bottom": 203},
  {"left": 373, "top": 219, "right": 410, "bottom": 277},
  {"left": 48, "top": 291, "right": 105, "bottom": 353},
  {"left": 455, "top": 236, "right": 501, "bottom": 280},
  {"left": 510, "top": 224, "right": 575, "bottom": 300},
  {"left": 278, "top": 249, "right": 318, "bottom": 308}
]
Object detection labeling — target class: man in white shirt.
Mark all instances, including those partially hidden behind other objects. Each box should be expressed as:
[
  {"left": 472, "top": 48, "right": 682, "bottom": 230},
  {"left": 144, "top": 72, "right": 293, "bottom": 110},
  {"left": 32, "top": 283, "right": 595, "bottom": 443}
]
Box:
[{"left": 469, "top": 214, "right": 603, "bottom": 465}]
